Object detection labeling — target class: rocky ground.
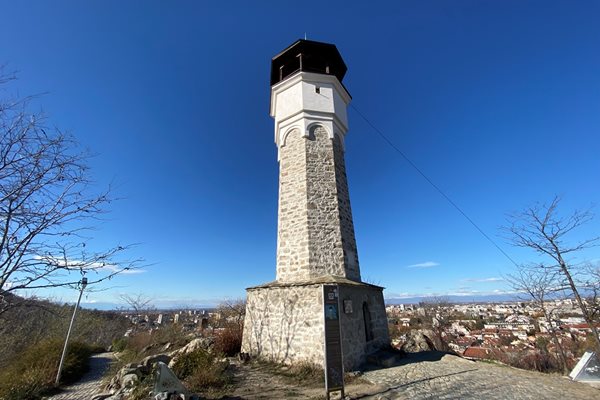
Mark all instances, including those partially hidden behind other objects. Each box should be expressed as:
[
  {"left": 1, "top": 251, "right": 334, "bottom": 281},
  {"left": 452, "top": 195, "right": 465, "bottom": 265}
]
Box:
[
  {"left": 44, "top": 351, "right": 600, "bottom": 399},
  {"left": 357, "top": 351, "right": 600, "bottom": 400}
]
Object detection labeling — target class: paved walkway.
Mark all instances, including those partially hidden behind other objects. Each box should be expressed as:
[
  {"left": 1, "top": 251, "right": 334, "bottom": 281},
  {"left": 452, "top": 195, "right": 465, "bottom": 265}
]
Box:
[
  {"left": 356, "top": 352, "right": 600, "bottom": 400},
  {"left": 45, "top": 352, "right": 113, "bottom": 400}
]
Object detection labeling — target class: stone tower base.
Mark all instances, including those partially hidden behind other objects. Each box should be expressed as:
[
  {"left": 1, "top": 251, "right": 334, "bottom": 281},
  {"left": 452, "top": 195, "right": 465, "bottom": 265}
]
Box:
[{"left": 241, "top": 276, "right": 389, "bottom": 370}]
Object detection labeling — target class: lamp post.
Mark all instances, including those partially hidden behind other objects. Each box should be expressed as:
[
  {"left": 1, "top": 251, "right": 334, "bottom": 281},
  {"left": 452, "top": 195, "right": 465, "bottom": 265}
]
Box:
[{"left": 55, "top": 277, "right": 88, "bottom": 386}]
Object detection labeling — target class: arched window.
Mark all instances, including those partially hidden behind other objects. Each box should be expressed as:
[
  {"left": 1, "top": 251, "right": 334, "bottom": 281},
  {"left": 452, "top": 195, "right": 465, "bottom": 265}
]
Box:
[{"left": 363, "top": 302, "right": 374, "bottom": 342}]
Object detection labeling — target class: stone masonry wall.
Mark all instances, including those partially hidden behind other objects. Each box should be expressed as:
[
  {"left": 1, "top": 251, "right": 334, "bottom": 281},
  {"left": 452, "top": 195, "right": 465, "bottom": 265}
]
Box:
[
  {"left": 338, "top": 285, "right": 390, "bottom": 368},
  {"left": 242, "top": 285, "right": 324, "bottom": 366},
  {"left": 306, "top": 126, "right": 347, "bottom": 278},
  {"left": 276, "top": 125, "right": 361, "bottom": 282},
  {"left": 276, "top": 128, "right": 310, "bottom": 281},
  {"left": 242, "top": 283, "right": 389, "bottom": 370},
  {"left": 332, "top": 133, "right": 361, "bottom": 281}
]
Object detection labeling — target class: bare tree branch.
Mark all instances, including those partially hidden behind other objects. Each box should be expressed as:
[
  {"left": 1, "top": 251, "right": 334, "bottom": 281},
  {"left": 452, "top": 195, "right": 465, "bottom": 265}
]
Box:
[
  {"left": 0, "top": 68, "right": 142, "bottom": 315},
  {"left": 503, "top": 196, "right": 600, "bottom": 353},
  {"left": 505, "top": 265, "right": 569, "bottom": 373},
  {"left": 119, "top": 293, "right": 154, "bottom": 314}
]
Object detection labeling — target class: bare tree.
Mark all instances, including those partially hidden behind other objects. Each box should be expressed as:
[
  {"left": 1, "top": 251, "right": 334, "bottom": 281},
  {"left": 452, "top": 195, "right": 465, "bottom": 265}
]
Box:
[
  {"left": 504, "top": 196, "right": 600, "bottom": 352},
  {"left": 215, "top": 298, "right": 246, "bottom": 331},
  {"left": 0, "top": 70, "right": 139, "bottom": 315},
  {"left": 581, "top": 262, "right": 600, "bottom": 325},
  {"left": 119, "top": 293, "right": 154, "bottom": 314},
  {"left": 418, "top": 296, "right": 453, "bottom": 351},
  {"left": 506, "top": 265, "right": 569, "bottom": 373}
]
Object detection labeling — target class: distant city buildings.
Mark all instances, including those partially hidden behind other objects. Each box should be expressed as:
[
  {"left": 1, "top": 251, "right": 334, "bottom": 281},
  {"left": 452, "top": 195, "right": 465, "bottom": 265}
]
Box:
[
  {"left": 386, "top": 298, "right": 597, "bottom": 367},
  {"left": 119, "top": 307, "right": 218, "bottom": 334}
]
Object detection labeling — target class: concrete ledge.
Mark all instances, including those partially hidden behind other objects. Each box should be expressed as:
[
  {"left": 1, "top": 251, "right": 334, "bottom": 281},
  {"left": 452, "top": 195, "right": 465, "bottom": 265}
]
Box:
[{"left": 246, "top": 275, "right": 384, "bottom": 291}]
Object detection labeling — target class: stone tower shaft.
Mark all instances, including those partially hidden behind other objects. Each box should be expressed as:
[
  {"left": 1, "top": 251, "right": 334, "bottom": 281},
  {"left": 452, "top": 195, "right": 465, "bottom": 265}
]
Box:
[
  {"left": 270, "top": 43, "right": 360, "bottom": 283},
  {"left": 241, "top": 39, "right": 390, "bottom": 370}
]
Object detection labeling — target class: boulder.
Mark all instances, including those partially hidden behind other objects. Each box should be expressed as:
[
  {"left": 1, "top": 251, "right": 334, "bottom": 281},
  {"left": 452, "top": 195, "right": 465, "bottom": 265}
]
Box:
[
  {"left": 182, "top": 337, "right": 213, "bottom": 354},
  {"left": 143, "top": 354, "right": 172, "bottom": 369},
  {"left": 401, "top": 330, "right": 437, "bottom": 353},
  {"left": 154, "top": 362, "right": 189, "bottom": 396},
  {"left": 169, "top": 337, "right": 213, "bottom": 367},
  {"left": 121, "top": 373, "right": 139, "bottom": 388}
]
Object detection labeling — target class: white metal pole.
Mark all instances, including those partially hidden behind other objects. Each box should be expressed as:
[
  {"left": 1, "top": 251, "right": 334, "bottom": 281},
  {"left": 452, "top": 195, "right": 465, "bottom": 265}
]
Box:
[{"left": 55, "top": 277, "right": 87, "bottom": 386}]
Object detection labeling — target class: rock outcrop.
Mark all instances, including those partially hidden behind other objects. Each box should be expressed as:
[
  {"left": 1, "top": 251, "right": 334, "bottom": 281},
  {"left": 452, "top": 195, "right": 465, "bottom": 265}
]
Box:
[{"left": 401, "top": 330, "right": 437, "bottom": 353}]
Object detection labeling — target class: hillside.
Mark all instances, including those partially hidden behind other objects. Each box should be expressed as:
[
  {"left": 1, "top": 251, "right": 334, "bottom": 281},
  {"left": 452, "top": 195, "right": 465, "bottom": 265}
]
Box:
[{"left": 0, "top": 294, "right": 130, "bottom": 368}]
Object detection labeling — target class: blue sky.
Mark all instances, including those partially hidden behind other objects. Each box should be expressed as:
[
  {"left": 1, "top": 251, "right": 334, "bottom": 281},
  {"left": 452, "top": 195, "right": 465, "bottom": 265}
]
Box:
[{"left": 1, "top": 1, "right": 599, "bottom": 308}]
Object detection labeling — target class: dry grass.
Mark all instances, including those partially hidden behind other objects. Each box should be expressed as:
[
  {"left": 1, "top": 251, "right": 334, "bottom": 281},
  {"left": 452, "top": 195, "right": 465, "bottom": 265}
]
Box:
[
  {"left": 254, "top": 359, "right": 325, "bottom": 387},
  {"left": 0, "top": 339, "right": 92, "bottom": 400}
]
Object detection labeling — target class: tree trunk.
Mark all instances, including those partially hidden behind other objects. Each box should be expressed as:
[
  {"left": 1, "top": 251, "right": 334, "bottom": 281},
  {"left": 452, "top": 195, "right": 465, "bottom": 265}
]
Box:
[
  {"left": 541, "top": 305, "right": 569, "bottom": 374},
  {"left": 558, "top": 257, "right": 600, "bottom": 353}
]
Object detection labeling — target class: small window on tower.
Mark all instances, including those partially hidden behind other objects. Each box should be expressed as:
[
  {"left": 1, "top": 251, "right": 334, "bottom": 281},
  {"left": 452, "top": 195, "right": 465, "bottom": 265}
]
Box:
[{"left": 315, "top": 86, "right": 320, "bottom": 94}]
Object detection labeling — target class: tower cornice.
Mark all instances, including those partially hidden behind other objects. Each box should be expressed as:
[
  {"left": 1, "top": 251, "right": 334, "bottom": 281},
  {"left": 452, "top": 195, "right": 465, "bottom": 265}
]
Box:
[
  {"left": 270, "top": 71, "right": 351, "bottom": 118},
  {"left": 270, "top": 72, "right": 351, "bottom": 157}
]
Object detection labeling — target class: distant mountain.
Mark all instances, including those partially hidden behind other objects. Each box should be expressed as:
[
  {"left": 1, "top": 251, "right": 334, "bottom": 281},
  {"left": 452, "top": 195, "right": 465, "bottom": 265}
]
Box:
[
  {"left": 81, "top": 294, "right": 524, "bottom": 310},
  {"left": 81, "top": 301, "right": 218, "bottom": 311},
  {"left": 385, "top": 293, "right": 521, "bottom": 305},
  {"left": 81, "top": 301, "right": 122, "bottom": 311}
]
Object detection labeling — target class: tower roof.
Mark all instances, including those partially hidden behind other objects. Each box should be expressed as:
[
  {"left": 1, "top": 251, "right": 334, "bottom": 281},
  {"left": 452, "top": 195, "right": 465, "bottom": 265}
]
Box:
[{"left": 270, "top": 39, "right": 347, "bottom": 86}]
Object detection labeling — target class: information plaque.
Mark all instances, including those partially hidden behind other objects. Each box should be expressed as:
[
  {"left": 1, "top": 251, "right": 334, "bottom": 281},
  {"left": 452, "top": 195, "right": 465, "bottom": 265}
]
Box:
[
  {"left": 570, "top": 351, "right": 600, "bottom": 382},
  {"left": 323, "top": 285, "right": 344, "bottom": 399}
]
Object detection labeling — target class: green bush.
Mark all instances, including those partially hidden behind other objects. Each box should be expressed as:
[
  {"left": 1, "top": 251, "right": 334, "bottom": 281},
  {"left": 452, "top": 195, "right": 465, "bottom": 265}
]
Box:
[
  {"left": 111, "top": 337, "right": 128, "bottom": 352},
  {"left": 171, "top": 348, "right": 228, "bottom": 392},
  {"left": 171, "top": 348, "right": 215, "bottom": 380},
  {"left": 0, "top": 297, "right": 130, "bottom": 370},
  {"left": 152, "top": 324, "right": 188, "bottom": 348},
  {"left": 0, "top": 339, "right": 92, "bottom": 400}
]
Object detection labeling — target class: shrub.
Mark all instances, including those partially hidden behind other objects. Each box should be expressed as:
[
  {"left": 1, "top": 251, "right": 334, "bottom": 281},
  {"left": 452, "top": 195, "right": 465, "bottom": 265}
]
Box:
[
  {"left": 0, "top": 297, "right": 130, "bottom": 369},
  {"left": 508, "top": 350, "right": 560, "bottom": 373},
  {"left": 213, "top": 325, "right": 242, "bottom": 356},
  {"left": 0, "top": 339, "right": 92, "bottom": 400},
  {"left": 126, "top": 375, "right": 154, "bottom": 400},
  {"left": 152, "top": 324, "right": 188, "bottom": 348},
  {"left": 288, "top": 362, "right": 324, "bottom": 384},
  {"left": 171, "top": 348, "right": 215, "bottom": 380},
  {"left": 125, "top": 331, "right": 154, "bottom": 354},
  {"left": 121, "top": 325, "right": 189, "bottom": 356},
  {"left": 171, "top": 348, "right": 228, "bottom": 392},
  {"left": 111, "top": 337, "right": 128, "bottom": 352}
]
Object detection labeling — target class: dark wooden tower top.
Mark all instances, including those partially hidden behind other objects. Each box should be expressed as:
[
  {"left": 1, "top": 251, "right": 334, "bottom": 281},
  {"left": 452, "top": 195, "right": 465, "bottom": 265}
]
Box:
[{"left": 270, "top": 39, "right": 347, "bottom": 86}]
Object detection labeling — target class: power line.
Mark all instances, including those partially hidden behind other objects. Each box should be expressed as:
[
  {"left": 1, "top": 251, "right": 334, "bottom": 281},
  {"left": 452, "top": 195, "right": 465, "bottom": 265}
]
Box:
[{"left": 350, "top": 103, "right": 519, "bottom": 268}]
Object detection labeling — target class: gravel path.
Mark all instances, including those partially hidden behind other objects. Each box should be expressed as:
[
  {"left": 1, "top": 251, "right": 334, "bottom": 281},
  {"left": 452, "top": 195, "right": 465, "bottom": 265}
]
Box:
[
  {"left": 44, "top": 352, "right": 114, "bottom": 400},
  {"left": 356, "top": 352, "right": 600, "bottom": 400}
]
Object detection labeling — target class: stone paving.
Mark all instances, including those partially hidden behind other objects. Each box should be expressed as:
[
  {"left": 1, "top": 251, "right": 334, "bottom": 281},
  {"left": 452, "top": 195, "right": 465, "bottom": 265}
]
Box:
[
  {"left": 356, "top": 352, "right": 600, "bottom": 400},
  {"left": 44, "top": 352, "right": 113, "bottom": 400}
]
